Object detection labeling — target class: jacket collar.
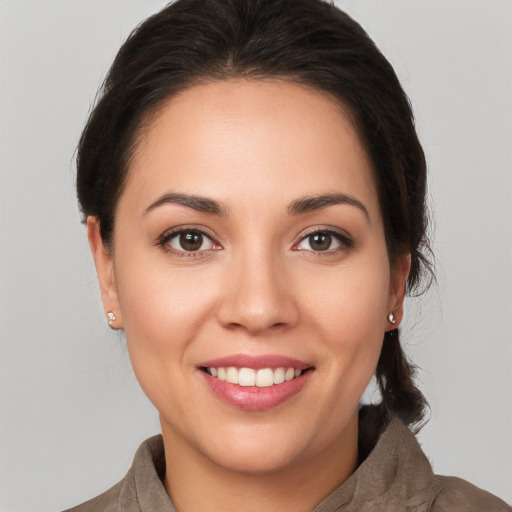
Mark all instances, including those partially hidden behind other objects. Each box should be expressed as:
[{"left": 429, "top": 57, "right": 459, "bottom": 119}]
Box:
[
  {"left": 124, "top": 406, "right": 437, "bottom": 512},
  {"left": 314, "top": 409, "right": 437, "bottom": 511}
]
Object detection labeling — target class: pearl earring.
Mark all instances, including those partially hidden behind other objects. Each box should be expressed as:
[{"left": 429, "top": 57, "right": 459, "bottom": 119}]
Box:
[
  {"left": 387, "top": 312, "right": 396, "bottom": 325},
  {"left": 107, "top": 311, "right": 117, "bottom": 327}
]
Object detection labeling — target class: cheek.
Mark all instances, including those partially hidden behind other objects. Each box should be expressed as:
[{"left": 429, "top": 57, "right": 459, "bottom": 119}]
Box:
[
  {"left": 300, "top": 255, "right": 390, "bottom": 389},
  {"left": 302, "top": 253, "right": 391, "bottom": 335},
  {"left": 113, "top": 251, "right": 221, "bottom": 379}
]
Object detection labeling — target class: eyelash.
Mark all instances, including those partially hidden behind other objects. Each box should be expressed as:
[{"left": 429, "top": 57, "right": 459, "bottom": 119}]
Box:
[
  {"left": 156, "top": 227, "right": 221, "bottom": 258},
  {"left": 293, "top": 228, "right": 353, "bottom": 254},
  {"left": 156, "top": 227, "right": 353, "bottom": 258}
]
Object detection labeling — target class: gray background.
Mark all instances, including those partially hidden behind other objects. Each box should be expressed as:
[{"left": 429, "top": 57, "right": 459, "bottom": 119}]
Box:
[{"left": 1, "top": 0, "right": 511, "bottom": 510}]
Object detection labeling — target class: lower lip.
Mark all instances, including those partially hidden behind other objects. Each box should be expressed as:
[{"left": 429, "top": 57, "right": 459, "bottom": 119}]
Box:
[{"left": 200, "top": 370, "right": 312, "bottom": 410}]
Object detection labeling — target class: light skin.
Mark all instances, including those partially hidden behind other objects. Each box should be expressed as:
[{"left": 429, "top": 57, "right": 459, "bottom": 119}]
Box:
[{"left": 88, "top": 79, "right": 410, "bottom": 512}]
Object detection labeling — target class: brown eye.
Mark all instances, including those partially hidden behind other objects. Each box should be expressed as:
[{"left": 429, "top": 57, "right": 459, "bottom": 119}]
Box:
[
  {"left": 308, "top": 233, "right": 332, "bottom": 251},
  {"left": 166, "top": 230, "right": 215, "bottom": 252},
  {"left": 295, "top": 230, "right": 351, "bottom": 253},
  {"left": 180, "top": 232, "right": 203, "bottom": 251}
]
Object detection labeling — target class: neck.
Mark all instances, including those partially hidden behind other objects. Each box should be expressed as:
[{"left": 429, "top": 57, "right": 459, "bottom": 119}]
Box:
[{"left": 161, "top": 416, "right": 359, "bottom": 512}]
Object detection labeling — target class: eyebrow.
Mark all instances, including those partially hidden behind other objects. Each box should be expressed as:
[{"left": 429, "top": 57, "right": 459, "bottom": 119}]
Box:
[
  {"left": 144, "top": 193, "right": 228, "bottom": 216},
  {"left": 144, "top": 191, "right": 369, "bottom": 220},
  {"left": 287, "top": 193, "right": 369, "bottom": 220}
]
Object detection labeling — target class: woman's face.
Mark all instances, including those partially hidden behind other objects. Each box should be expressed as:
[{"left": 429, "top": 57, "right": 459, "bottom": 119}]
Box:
[{"left": 89, "top": 79, "right": 408, "bottom": 474}]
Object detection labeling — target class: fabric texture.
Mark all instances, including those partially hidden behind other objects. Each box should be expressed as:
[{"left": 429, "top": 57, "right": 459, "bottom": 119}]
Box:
[{"left": 64, "top": 408, "right": 511, "bottom": 512}]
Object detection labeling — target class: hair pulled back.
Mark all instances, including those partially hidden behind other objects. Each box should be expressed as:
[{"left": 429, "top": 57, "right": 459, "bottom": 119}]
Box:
[{"left": 77, "top": 0, "right": 432, "bottom": 429}]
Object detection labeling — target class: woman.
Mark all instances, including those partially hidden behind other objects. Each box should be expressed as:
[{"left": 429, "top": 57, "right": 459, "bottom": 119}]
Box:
[{"left": 65, "top": 0, "right": 510, "bottom": 510}]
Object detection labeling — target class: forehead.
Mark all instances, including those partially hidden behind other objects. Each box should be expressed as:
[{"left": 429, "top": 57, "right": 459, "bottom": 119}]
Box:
[{"left": 123, "top": 79, "right": 378, "bottom": 216}]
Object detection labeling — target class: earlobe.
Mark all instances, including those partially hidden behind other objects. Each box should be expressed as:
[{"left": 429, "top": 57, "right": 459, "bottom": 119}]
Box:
[
  {"left": 386, "top": 254, "right": 411, "bottom": 330},
  {"left": 86, "top": 217, "right": 123, "bottom": 328}
]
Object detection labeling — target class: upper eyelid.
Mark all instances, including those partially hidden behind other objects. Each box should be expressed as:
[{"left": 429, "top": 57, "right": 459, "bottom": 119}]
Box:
[
  {"left": 157, "top": 227, "right": 221, "bottom": 257},
  {"left": 158, "top": 225, "right": 219, "bottom": 243},
  {"left": 297, "top": 226, "right": 352, "bottom": 241},
  {"left": 155, "top": 225, "right": 352, "bottom": 250},
  {"left": 293, "top": 227, "right": 353, "bottom": 250}
]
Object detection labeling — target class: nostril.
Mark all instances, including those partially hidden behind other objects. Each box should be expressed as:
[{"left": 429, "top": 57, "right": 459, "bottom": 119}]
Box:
[{"left": 215, "top": 274, "right": 300, "bottom": 334}]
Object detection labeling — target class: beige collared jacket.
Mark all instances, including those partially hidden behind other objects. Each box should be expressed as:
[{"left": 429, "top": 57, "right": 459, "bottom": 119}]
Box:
[{"left": 64, "top": 409, "right": 511, "bottom": 511}]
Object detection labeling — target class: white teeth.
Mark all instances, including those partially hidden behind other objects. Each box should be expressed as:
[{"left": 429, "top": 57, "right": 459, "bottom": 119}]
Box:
[
  {"left": 226, "top": 367, "right": 239, "bottom": 384},
  {"left": 256, "top": 368, "right": 274, "bottom": 387},
  {"left": 284, "top": 368, "right": 295, "bottom": 381},
  {"left": 206, "top": 366, "right": 305, "bottom": 386},
  {"left": 238, "top": 368, "right": 256, "bottom": 386},
  {"left": 273, "top": 367, "right": 285, "bottom": 384}
]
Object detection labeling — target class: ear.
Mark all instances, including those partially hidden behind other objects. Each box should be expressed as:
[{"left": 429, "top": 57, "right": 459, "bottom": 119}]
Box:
[
  {"left": 86, "top": 216, "right": 123, "bottom": 329},
  {"left": 386, "top": 253, "right": 411, "bottom": 331}
]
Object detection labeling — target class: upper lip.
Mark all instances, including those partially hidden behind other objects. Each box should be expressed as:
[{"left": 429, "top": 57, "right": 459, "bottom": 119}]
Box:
[{"left": 198, "top": 354, "right": 312, "bottom": 370}]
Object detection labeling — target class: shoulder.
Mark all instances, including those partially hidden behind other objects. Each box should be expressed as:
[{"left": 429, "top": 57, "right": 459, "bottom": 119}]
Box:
[
  {"left": 62, "top": 480, "right": 123, "bottom": 512},
  {"left": 62, "top": 435, "right": 167, "bottom": 512},
  {"left": 431, "top": 475, "right": 511, "bottom": 511},
  {"left": 62, "top": 474, "right": 137, "bottom": 512},
  {"left": 353, "top": 409, "right": 511, "bottom": 511}
]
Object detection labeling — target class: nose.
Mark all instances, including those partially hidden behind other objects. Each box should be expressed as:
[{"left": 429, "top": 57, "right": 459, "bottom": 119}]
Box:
[{"left": 216, "top": 249, "right": 300, "bottom": 336}]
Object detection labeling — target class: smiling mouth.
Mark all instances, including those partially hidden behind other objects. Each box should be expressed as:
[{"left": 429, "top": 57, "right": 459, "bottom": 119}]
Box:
[{"left": 200, "top": 366, "right": 312, "bottom": 387}]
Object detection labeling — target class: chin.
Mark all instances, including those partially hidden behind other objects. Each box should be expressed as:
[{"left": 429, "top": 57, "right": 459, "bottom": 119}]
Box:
[
  {"left": 204, "top": 434, "right": 308, "bottom": 475},
  {"left": 163, "top": 412, "right": 314, "bottom": 475}
]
